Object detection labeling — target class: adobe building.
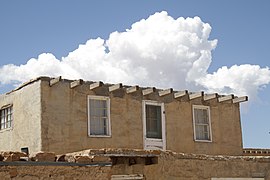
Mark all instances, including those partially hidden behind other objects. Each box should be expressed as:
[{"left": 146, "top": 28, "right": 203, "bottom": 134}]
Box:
[{"left": 0, "top": 76, "right": 248, "bottom": 155}]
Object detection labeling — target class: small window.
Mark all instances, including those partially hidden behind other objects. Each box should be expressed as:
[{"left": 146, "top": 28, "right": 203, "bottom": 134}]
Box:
[
  {"left": 0, "top": 105, "right": 13, "bottom": 130},
  {"left": 88, "top": 96, "right": 110, "bottom": 136},
  {"left": 192, "top": 105, "right": 212, "bottom": 141}
]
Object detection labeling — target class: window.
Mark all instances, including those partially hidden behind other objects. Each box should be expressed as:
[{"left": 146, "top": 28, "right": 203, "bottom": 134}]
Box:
[
  {"left": 145, "top": 104, "right": 162, "bottom": 139},
  {"left": 192, "top": 105, "right": 212, "bottom": 141},
  {"left": 0, "top": 105, "right": 13, "bottom": 130},
  {"left": 88, "top": 96, "right": 110, "bottom": 136}
]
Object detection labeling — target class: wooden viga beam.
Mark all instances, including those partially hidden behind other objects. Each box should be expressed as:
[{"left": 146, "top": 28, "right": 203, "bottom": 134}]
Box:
[
  {"left": 70, "top": 79, "right": 83, "bottom": 88},
  {"left": 218, "top": 94, "right": 234, "bottom": 102},
  {"left": 90, "top": 81, "right": 104, "bottom": 90},
  {"left": 49, "top": 76, "right": 62, "bottom": 86},
  {"left": 126, "top": 86, "right": 139, "bottom": 94},
  {"left": 204, "top": 93, "right": 218, "bottom": 101},
  {"left": 174, "top": 90, "right": 188, "bottom": 99},
  {"left": 159, "top": 88, "right": 173, "bottom": 97},
  {"left": 109, "top": 83, "right": 123, "bottom": 92},
  {"left": 232, "top": 96, "right": 248, "bottom": 103},
  {"left": 189, "top": 91, "right": 204, "bottom": 100},
  {"left": 142, "top": 87, "right": 156, "bottom": 96}
]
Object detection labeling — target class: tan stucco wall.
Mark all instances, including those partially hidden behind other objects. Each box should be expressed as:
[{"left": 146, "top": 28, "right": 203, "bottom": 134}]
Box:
[
  {"left": 40, "top": 80, "right": 144, "bottom": 154},
  {"left": 0, "top": 81, "right": 42, "bottom": 154},
  {"left": 40, "top": 79, "right": 243, "bottom": 155}
]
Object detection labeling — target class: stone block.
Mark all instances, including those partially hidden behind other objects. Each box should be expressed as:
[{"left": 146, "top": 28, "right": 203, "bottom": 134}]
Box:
[
  {"left": 1, "top": 151, "right": 27, "bottom": 162},
  {"left": 91, "top": 155, "right": 111, "bottom": 163},
  {"left": 75, "top": 156, "right": 92, "bottom": 163},
  {"left": 31, "top": 151, "right": 56, "bottom": 162},
  {"left": 64, "top": 155, "right": 76, "bottom": 163}
]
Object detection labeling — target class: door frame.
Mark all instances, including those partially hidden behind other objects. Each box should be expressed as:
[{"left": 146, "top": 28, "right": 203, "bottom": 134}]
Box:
[{"left": 142, "top": 100, "right": 166, "bottom": 150}]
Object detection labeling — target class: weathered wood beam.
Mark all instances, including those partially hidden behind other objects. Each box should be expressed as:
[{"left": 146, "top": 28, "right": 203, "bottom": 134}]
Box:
[
  {"left": 189, "top": 92, "right": 204, "bottom": 100},
  {"left": 70, "top": 79, "right": 83, "bottom": 88},
  {"left": 142, "top": 87, "right": 156, "bottom": 96},
  {"left": 90, "top": 81, "right": 103, "bottom": 90},
  {"left": 159, "top": 88, "right": 173, "bottom": 97},
  {"left": 126, "top": 86, "right": 139, "bottom": 94},
  {"left": 218, "top": 94, "right": 234, "bottom": 102},
  {"left": 109, "top": 83, "right": 123, "bottom": 92},
  {"left": 49, "top": 76, "right": 62, "bottom": 86},
  {"left": 233, "top": 96, "right": 248, "bottom": 103},
  {"left": 174, "top": 90, "right": 188, "bottom": 99},
  {"left": 204, "top": 93, "right": 218, "bottom": 101}
]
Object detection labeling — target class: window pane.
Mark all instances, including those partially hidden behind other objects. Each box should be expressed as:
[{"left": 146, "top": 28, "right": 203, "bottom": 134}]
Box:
[
  {"left": 89, "top": 98, "right": 108, "bottom": 135},
  {"left": 146, "top": 105, "right": 162, "bottom": 139},
  {"left": 0, "top": 106, "right": 12, "bottom": 130},
  {"left": 195, "top": 109, "right": 208, "bottom": 124},
  {"left": 194, "top": 107, "right": 210, "bottom": 141}
]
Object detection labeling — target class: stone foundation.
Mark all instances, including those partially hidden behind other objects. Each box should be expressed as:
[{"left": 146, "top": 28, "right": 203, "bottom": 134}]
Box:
[{"left": 0, "top": 149, "right": 270, "bottom": 180}]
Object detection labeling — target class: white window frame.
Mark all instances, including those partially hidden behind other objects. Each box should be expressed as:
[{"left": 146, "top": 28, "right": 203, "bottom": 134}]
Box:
[
  {"left": 192, "top": 105, "right": 212, "bottom": 142},
  {"left": 142, "top": 100, "right": 166, "bottom": 150},
  {"left": 87, "top": 95, "right": 111, "bottom": 137},
  {"left": 0, "top": 105, "right": 13, "bottom": 131}
]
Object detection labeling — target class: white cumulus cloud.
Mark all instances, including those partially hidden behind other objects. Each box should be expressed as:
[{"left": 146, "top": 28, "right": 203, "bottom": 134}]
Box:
[
  {"left": 195, "top": 64, "right": 270, "bottom": 100},
  {"left": 0, "top": 11, "right": 269, "bottom": 102}
]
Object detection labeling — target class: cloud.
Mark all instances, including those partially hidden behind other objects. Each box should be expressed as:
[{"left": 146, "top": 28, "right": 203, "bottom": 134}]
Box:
[
  {"left": 195, "top": 64, "right": 270, "bottom": 100},
  {"left": 0, "top": 11, "right": 270, "bottom": 102}
]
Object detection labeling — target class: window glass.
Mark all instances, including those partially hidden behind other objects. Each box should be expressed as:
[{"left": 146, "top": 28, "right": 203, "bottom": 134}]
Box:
[
  {"left": 0, "top": 106, "right": 13, "bottom": 130},
  {"left": 193, "top": 106, "right": 211, "bottom": 141},
  {"left": 89, "top": 98, "right": 109, "bottom": 136},
  {"left": 146, "top": 104, "right": 162, "bottom": 139}
]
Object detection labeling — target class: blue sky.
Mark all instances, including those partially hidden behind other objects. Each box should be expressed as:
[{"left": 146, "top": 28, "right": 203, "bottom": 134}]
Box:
[{"left": 0, "top": 1, "right": 269, "bottom": 148}]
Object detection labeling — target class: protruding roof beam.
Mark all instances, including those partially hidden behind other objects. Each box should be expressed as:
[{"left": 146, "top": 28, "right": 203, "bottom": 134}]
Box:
[
  {"left": 90, "top": 81, "right": 103, "bottom": 90},
  {"left": 142, "top": 87, "right": 156, "bottom": 96},
  {"left": 159, "top": 88, "right": 173, "bottom": 97},
  {"left": 49, "top": 76, "right": 62, "bottom": 86},
  {"left": 174, "top": 90, "right": 188, "bottom": 99},
  {"left": 189, "top": 91, "right": 204, "bottom": 100},
  {"left": 70, "top": 79, "right": 83, "bottom": 89},
  {"left": 204, "top": 93, "right": 218, "bottom": 101},
  {"left": 233, "top": 96, "right": 248, "bottom": 103},
  {"left": 126, "top": 86, "right": 139, "bottom": 94},
  {"left": 109, "top": 83, "right": 123, "bottom": 92},
  {"left": 218, "top": 94, "right": 234, "bottom": 102}
]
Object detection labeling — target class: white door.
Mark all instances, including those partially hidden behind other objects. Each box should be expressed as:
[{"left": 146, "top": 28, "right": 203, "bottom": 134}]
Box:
[{"left": 142, "top": 101, "right": 166, "bottom": 150}]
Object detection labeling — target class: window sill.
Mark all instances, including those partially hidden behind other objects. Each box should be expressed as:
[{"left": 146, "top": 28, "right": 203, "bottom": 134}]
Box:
[
  {"left": 194, "top": 139, "right": 212, "bottom": 143},
  {"left": 0, "top": 127, "right": 13, "bottom": 133},
  {"left": 88, "top": 135, "right": 111, "bottom": 138}
]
